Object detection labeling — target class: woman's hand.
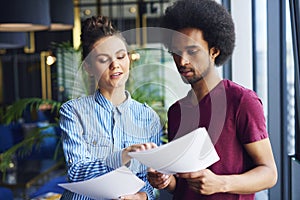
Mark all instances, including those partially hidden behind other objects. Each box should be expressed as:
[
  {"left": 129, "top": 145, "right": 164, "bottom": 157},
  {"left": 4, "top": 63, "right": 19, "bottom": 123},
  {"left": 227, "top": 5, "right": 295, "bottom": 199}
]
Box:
[
  {"left": 122, "top": 142, "right": 157, "bottom": 165},
  {"left": 119, "top": 191, "right": 147, "bottom": 200}
]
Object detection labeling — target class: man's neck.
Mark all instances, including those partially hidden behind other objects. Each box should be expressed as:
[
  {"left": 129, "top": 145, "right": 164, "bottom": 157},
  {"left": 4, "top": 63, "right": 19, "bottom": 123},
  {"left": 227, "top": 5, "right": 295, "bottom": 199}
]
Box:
[{"left": 191, "top": 72, "right": 222, "bottom": 102}]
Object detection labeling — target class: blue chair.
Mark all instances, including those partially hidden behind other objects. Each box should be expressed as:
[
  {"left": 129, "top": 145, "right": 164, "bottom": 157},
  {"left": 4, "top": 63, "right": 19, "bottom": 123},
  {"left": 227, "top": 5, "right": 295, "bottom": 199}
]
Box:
[
  {"left": 0, "top": 125, "right": 15, "bottom": 200},
  {"left": 0, "top": 124, "right": 14, "bottom": 153},
  {"left": 0, "top": 187, "right": 13, "bottom": 200},
  {"left": 30, "top": 175, "right": 67, "bottom": 198}
]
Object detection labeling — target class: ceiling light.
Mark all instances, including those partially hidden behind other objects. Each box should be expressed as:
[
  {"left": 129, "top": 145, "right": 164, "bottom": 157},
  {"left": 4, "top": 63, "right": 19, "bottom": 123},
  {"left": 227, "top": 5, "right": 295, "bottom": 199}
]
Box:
[{"left": 0, "top": 0, "right": 50, "bottom": 32}]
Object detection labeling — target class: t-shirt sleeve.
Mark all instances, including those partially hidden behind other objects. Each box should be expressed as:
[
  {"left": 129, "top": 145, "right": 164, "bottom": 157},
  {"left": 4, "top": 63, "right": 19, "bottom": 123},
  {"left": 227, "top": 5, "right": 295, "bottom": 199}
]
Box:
[{"left": 236, "top": 90, "right": 269, "bottom": 144}]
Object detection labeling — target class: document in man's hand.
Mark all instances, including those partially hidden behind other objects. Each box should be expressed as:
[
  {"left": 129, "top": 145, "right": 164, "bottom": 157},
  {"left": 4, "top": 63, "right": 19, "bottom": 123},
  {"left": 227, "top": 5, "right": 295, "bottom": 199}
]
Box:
[
  {"left": 129, "top": 127, "right": 220, "bottom": 174},
  {"left": 58, "top": 166, "right": 145, "bottom": 199}
]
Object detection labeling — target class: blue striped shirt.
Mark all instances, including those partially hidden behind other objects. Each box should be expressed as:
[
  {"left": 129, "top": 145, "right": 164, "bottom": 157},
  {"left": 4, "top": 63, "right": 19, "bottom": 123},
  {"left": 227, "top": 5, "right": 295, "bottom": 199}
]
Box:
[{"left": 59, "top": 90, "right": 162, "bottom": 200}]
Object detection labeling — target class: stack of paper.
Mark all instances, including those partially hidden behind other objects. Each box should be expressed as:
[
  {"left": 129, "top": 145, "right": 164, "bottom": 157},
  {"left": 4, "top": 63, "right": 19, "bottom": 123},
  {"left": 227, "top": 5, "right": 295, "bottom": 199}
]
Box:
[
  {"left": 129, "top": 127, "right": 220, "bottom": 174},
  {"left": 58, "top": 166, "right": 145, "bottom": 199},
  {"left": 58, "top": 127, "right": 219, "bottom": 198}
]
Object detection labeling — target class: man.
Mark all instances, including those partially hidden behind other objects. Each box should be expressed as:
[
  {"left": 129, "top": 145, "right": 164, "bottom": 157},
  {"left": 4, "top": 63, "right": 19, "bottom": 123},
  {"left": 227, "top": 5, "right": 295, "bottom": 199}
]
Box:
[{"left": 147, "top": 0, "right": 277, "bottom": 199}]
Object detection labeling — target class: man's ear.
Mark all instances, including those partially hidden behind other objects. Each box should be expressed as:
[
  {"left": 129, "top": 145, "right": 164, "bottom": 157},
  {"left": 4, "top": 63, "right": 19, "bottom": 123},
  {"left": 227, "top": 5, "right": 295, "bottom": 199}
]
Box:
[{"left": 210, "top": 47, "right": 220, "bottom": 59}]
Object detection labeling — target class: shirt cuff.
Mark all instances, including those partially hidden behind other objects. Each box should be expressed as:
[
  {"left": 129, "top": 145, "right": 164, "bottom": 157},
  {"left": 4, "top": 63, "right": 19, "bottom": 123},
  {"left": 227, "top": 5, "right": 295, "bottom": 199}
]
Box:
[{"left": 105, "top": 150, "right": 123, "bottom": 170}]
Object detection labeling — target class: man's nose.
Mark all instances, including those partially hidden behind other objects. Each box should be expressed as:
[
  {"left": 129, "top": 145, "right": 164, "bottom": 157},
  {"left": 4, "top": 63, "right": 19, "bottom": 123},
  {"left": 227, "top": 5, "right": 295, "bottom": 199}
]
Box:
[{"left": 177, "top": 54, "right": 190, "bottom": 66}]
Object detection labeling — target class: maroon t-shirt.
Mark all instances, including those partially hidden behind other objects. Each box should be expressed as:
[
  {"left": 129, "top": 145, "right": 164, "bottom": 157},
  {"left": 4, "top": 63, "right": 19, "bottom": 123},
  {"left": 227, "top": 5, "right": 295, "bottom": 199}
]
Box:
[{"left": 167, "top": 79, "right": 268, "bottom": 200}]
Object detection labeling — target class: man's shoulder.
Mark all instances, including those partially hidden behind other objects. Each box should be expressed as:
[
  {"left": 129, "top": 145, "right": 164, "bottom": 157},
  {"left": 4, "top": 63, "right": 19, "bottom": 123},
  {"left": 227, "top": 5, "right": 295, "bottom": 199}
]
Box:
[{"left": 224, "top": 79, "right": 257, "bottom": 97}]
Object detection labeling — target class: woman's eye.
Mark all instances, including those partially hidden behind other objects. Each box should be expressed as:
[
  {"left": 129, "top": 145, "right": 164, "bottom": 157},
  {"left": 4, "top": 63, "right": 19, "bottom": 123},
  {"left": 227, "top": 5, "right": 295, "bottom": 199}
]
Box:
[
  {"left": 117, "top": 53, "right": 126, "bottom": 59},
  {"left": 98, "top": 57, "right": 109, "bottom": 63}
]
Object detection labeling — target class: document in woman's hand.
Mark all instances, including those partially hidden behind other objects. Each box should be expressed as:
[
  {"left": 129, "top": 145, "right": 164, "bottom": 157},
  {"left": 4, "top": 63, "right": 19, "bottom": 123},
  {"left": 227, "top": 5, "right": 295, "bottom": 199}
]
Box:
[{"left": 58, "top": 166, "right": 145, "bottom": 199}]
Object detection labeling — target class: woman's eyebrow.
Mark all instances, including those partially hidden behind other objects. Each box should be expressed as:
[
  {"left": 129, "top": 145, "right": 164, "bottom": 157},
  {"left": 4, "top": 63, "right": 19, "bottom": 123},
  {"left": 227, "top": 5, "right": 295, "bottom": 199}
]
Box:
[
  {"left": 95, "top": 49, "right": 127, "bottom": 57},
  {"left": 115, "top": 49, "right": 127, "bottom": 54},
  {"left": 95, "top": 53, "right": 109, "bottom": 58}
]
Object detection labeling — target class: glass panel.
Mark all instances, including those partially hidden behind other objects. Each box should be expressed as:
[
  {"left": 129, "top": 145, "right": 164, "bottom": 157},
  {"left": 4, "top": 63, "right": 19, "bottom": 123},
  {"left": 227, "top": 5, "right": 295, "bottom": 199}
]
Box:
[
  {"left": 254, "top": 0, "right": 268, "bottom": 115},
  {"left": 254, "top": 1, "right": 269, "bottom": 199},
  {"left": 286, "top": 0, "right": 295, "bottom": 156}
]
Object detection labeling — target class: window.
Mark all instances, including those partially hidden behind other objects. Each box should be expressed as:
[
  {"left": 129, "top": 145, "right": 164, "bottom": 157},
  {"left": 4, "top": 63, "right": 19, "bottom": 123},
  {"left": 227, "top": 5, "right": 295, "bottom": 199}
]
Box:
[
  {"left": 286, "top": 0, "right": 295, "bottom": 156},
  {"left": 289, "top": 0, "right": 300, "bottom": 160}
]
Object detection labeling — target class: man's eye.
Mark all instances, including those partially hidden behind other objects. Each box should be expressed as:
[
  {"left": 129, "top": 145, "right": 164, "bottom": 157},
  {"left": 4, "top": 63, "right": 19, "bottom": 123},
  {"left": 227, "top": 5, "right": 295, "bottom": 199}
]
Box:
[
  {"left": 169, "top": 50, "right": 181, "bottom": 56},
  {"left": 187, "top": 49, "right": 199, "bottom": 55}
]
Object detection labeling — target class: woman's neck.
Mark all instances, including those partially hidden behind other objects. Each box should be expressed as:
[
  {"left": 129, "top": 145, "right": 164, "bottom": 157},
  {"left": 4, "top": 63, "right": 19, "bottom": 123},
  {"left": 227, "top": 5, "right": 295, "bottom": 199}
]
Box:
[{"left": 99, "top": 87, "right": 127, "bottom": 106}]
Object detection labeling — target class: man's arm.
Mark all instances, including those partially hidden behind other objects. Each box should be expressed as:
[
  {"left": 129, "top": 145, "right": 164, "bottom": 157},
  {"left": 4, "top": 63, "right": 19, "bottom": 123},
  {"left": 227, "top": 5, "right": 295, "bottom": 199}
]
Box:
[{"left": 177, "top": 138, "right": 277, "bottom": 195}]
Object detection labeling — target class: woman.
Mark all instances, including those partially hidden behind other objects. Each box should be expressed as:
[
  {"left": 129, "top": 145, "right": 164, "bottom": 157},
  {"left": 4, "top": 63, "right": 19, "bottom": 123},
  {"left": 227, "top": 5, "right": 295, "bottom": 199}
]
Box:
[{"left": 59, "top": 16, "right": 162, "bottom": 200}]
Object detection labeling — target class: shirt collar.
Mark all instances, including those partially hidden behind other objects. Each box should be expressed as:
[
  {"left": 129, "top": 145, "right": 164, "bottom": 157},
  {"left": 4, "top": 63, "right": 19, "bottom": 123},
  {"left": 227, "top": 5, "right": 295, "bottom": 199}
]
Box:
[
  {"left": 115, "top": 91, "right": 131, "bottom": 114},
  {"left": 181, "top": 80, "right": 225, "bottom": 106},
  {"left": 94, "top": 90, "right": 131, "bottom": 113}
]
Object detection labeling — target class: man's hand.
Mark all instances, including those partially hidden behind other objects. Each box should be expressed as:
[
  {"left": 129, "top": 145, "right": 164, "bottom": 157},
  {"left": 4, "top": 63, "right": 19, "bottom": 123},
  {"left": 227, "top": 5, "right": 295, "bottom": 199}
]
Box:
[
  {"left": 147, "top": 168, "right": 177, "bottom": 193},
  {"left": 177, "top": 169, "right": 225, "bottom": 195}
]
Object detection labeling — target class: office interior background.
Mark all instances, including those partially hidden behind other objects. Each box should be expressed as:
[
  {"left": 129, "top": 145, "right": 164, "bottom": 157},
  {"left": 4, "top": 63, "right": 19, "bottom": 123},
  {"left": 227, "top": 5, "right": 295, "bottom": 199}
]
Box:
[{"left": 0, "top": 0, "right": 299, "bottom": 199}]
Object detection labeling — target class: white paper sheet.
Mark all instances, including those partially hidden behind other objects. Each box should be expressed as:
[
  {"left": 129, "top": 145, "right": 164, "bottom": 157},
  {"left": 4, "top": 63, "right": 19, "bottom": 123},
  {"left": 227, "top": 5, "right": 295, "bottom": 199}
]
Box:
[
  {"left": 129, "top": 127, "right": 220, "bottom": 174},
  {"left": 58, "top": 166, "right": 145, "bottom": 199}
]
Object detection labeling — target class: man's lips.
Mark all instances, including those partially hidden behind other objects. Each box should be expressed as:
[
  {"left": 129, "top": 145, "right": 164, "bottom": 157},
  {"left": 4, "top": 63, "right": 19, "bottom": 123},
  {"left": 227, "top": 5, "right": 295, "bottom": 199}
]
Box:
[{"left": 179, "top": 68, "right": 193, "bottom": 77}]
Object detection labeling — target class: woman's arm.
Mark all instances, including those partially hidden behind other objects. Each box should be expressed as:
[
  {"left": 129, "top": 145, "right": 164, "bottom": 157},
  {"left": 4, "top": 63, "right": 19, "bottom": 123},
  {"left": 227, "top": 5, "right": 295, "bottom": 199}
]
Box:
[{"left": 60, "top": 103, "right": 121, "bottom": 182}]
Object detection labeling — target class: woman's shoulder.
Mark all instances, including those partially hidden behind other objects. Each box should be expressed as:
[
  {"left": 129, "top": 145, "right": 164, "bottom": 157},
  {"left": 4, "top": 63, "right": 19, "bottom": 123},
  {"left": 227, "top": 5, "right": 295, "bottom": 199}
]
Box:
[
  {"left": 60, "top": 95, "right": 94, "bottom": 109},
  {"left": 130, "top": 99, "right": 155, "bottom": 111}
]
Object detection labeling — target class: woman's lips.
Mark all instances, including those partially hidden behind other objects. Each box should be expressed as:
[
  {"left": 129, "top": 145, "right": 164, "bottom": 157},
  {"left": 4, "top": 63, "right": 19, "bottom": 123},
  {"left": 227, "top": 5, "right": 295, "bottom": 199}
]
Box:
[{"left": 110, "top": 72, "right": 123, "bottom": 78}]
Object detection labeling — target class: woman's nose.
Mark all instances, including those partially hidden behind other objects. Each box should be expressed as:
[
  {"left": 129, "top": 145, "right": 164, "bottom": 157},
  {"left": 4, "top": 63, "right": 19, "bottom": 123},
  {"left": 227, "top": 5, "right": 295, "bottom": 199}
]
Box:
[{"left": 109, "top": 59, "right": 120, "bottom": 70}]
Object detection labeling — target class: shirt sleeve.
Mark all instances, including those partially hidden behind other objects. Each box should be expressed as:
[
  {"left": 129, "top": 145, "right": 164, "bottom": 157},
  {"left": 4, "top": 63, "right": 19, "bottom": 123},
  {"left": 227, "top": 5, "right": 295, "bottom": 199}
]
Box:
[
  {"left": 59, "top": 102, "right": 122, "bottom": 182},
  {"left": 236, "top": 90, "right": 269, "bottom": 144}
]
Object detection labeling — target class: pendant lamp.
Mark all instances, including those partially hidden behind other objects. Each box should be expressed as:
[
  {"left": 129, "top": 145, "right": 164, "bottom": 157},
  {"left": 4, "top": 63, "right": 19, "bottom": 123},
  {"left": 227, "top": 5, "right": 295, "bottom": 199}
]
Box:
[
  {"left": 0, "top": 0, "right": 50, "bottom": 32},
  {"left": 50, "top": 0, "right": 74, "bottom": 31},
  {"left": 0, "top": 32, "right": 27, "bottom": 49}
]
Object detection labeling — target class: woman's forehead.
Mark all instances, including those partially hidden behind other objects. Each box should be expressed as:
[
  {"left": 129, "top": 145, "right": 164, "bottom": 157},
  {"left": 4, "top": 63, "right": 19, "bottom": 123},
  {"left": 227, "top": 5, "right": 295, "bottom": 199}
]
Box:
[{"left": 92, "top": 36, "right": 127, "bottom": 55}]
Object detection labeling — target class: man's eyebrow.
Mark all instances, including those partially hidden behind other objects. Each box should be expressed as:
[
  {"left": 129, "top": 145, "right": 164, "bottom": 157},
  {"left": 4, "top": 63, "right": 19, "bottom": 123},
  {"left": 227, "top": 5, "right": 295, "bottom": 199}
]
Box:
[
  {"left": 170, "top": 45, "right": 201, "bottom": 53},
  {"left": 185, "top": 45, "right": 201, "bottom": 49}
]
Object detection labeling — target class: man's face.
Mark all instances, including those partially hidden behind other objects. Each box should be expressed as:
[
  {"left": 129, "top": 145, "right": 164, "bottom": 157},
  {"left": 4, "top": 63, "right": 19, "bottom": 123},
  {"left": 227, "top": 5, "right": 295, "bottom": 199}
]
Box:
[{"left": 170, "top": 28, "right": 214, "bottom": 85}]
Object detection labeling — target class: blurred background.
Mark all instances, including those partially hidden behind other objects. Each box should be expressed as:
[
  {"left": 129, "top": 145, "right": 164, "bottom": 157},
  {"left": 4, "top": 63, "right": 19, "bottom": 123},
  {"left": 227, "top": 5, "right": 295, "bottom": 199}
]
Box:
[{"left": 0, "top": 0, "right": 299, "bottom": 199}]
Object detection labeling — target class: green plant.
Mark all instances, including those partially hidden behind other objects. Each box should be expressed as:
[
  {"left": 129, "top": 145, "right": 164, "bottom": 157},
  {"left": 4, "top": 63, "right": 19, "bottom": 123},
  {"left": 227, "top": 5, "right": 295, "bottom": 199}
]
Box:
[
  {"left": 0, "top": 44, "right": 170, "bottom": 178},
  {"left": 0, "top": 98, "right": 63, "bottom": 179}
]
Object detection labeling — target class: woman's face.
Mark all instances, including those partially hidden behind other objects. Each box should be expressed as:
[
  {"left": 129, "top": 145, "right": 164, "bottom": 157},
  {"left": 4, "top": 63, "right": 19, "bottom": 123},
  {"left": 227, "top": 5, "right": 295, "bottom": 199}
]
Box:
[{"left": 86, "top": 35, "right": 130, "bottom": 91}]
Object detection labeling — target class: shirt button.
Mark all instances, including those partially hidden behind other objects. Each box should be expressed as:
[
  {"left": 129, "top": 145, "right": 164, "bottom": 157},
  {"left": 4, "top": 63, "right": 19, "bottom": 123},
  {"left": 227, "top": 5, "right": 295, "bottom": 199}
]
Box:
[
  {"left": 68, "top": 159, "right": 73, "bottom": 164},
  {"left": 93, "top": 140, "right": 97, "bottom": 145}
]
